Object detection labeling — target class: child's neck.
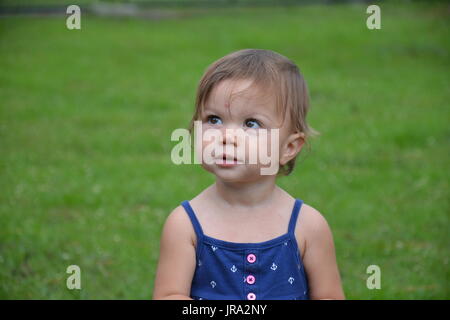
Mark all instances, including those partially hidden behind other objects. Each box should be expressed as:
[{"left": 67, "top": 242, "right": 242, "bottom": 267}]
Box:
[{"left": 212, "top": 176, "right": 279, "bottom": 209}]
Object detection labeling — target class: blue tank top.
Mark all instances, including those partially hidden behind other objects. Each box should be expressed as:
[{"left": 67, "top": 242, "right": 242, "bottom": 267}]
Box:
[{"left": 180, "top": 198, "right": 310, "bottom": 300}]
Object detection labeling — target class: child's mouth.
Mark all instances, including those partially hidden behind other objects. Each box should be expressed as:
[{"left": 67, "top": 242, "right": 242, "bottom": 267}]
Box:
[{"left": 215, "top": 155, "right": 241, "bottom": 166}]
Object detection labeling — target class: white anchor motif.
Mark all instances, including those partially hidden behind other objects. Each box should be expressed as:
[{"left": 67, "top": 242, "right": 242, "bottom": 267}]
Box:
[
  {"left": 230, "top": 265, "right": 237, "bottom": 272},
  {"left": 198, "top": 260, "right": 202, "bottom": 267},
  {"left": 270, "top": 263, "right": 278, "bottom": 271},
  {"left": 288, "top": 277, "right": 295, "bottom": 284},
  {"left": 284, "top": 241, "right": 288, "bottom": 246},
  {"left": 211, "top": 245, "right": 218, "bottom": 252},
  {"left": 210, "top": 281, "right": 216, "bottom": 288}
]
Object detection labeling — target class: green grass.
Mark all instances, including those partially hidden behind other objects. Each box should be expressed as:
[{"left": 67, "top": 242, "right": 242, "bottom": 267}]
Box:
[
  {"left": 0, "top": 2, "right": 449, "bottom": 299},
  {"left": 0, "top": 0, "right": 294, "bottom": 6}
]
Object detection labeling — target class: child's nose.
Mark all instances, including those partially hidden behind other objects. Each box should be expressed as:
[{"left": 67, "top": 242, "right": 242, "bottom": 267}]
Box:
[{"left": 220, "top": 127, "right": 238, "bottom": 146}]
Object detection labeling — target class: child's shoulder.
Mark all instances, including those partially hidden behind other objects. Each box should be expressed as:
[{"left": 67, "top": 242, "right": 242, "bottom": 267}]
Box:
[
  {"left": 162, "top": 187, "right": 215, "bottom": 247},
  {"left": 161, "top": 204, "right": 196, "bottom": 247},
  {"left": 296, "top": 201, "right": 335, "bottom": 253},
  {"left": 299, "top": 202, "right": 330, "bottom": 228},
  {"left": 279, "top": 190, "right": 331, "bottom": 235},
  {"left": 166, "top": 204, "right": 191, "bottom": 225}
]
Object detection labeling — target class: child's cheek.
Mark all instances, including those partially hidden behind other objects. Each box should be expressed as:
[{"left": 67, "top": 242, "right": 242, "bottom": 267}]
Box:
[
  {"left": 244, "top": 130, "right": 260, "bottom": 165},
  {"left": 201, "top": 137, "right": 216, "bottom": 164}
]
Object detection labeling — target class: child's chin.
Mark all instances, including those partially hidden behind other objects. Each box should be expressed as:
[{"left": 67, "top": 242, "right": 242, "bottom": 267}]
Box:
[{"left": 205, "top": 165, "right": 262, "bottom": 182}]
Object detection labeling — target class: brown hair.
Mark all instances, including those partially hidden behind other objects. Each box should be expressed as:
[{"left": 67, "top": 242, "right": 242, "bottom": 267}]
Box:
[{"left": 190, "top": 49, "right": 320, "bottom": 175}]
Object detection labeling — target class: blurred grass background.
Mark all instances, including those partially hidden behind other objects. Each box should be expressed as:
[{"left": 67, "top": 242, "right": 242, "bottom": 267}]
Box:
[{"left": 0, "top": 1, "right": 449, "bottom": 299}]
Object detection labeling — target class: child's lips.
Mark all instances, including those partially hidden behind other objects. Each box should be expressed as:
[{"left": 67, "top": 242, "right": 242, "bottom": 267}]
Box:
[{"left": 215, "top": 155, "right": 242, "bottom": 165}]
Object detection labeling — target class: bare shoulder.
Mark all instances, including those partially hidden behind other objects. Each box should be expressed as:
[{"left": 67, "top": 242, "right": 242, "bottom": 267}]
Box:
[
  {"left": 295, "top": 202, "right": 333, "bottom": 257},
  {"left": 295, "top": 202, "right": 344, "bottom": 299},
  {"left": 161, "top": 205, "right": 196, "bottom": 248},
  {"left": 153, "top": 205, "right": 198, "bottom": 299},
  {"left": 298, "top": 203, "right": 331, "bottom": 233}
]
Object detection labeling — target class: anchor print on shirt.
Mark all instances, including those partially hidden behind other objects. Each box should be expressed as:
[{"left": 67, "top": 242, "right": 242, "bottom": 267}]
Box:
[
  {"left": 210, "top": 281, "right": 216, "bottom": 288},
  {"left": 288, "top": 277, "right": 295, "bottom": 285},
  {"left": 270, "top": 263, "right": 278, "bottom": 271},
  {"left": 230, "top": 265, "right": 237, "bottom": 273},
  {"left": 211, "top": 245, "right": 218, "bottom": 252}
]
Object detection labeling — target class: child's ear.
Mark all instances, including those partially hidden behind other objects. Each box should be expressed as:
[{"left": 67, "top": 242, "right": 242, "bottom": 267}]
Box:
[{"left": 280, "top": 132, "right": 305, "bottom": 166}]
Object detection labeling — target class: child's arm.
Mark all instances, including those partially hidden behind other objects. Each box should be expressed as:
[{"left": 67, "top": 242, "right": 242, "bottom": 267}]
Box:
[
  {"left": 301, "top": 206, "right": 345, "bottom": 300},
  {"left": 152, "top": 206, "right": 197, "bottom": 300}
]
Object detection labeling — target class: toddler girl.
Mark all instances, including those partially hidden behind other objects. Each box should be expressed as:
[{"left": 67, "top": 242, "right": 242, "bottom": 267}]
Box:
[{"left": 153, "top": 49, "right": 345, "bottom": 300}]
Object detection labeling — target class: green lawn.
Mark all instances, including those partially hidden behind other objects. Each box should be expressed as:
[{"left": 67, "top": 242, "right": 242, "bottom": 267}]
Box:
[{"left": 0, "top": 2, "right": 449, "bottom": 299}]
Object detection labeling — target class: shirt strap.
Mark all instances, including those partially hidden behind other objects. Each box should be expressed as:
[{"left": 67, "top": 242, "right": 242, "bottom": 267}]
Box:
[
  {"left": 288, "top": 199, "right": 304, "bottom": 235},
  {"left": 181, "top": 200, "right": 205, "bottom": 241}
]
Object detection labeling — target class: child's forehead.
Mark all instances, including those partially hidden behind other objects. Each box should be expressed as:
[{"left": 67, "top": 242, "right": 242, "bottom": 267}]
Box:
[{"left": 205, "top": 79, "right": 275, "bottom": 112}]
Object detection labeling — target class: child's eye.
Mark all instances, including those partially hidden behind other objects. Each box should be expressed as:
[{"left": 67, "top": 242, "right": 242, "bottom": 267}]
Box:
[
  {"left": 207, "top": 115, "right": 222, "bottom": 125},
  {"left": 245, "top": 119, "right": 261, "bottom": 129}
]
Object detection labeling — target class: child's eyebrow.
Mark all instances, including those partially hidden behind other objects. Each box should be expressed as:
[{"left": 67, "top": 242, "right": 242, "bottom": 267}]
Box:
[
  {"left": 202, "top": 105, "right": 225, "bottom": 115},
  {"left": 249, "top": 112, "right": 272, "bottom": 122}
]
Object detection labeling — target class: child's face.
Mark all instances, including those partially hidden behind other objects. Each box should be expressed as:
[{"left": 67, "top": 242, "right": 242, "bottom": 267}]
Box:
[{"left": 198, "top": 79, "right": 304, "bottom": 182}]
